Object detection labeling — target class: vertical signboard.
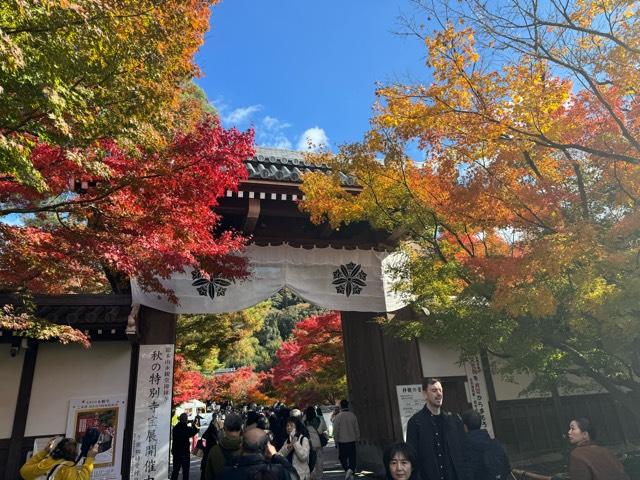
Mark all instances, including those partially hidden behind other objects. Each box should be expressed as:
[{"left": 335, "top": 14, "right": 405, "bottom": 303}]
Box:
[
  {"left": 395, "top": 384, "right": 424, "bottom": 440},
  {"left": 130, "top": 345, "right": 174, "bottom": 480},
  {"left": 464, "top": 354, "right": 495, "bottom": 437},
  {"left": 66, "top": 395, "right": 127, "bottom": 480}
]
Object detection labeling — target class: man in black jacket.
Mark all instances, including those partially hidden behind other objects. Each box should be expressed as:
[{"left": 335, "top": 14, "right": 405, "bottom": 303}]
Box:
[
  {"left": 220, "top": 428, "right": 298, "bottom": 480},
  {"left": 461, "top": 410, "right": 510, "bottom": 480},
  {"left": 407, "top": 378, "right": 466, "bottom": 480},
  {"left": 171, "top": 413, "right": 200, "bottom": 480}
]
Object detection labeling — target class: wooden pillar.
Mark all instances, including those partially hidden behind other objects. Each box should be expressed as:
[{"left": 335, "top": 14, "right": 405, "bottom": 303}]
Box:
[
  {"left": 340, "top": 310, "right": 422, "bottom": 473},
  {"left": 4, "top": 341, "right": 38, "bottom": 480},
  {"left": 121, "top": 343, "right": 140, "bottom": 480},
  {"left": 479, "top": 350, "right": 499, "bottom": 435},
  {"left": 121, "top": 306, "right": 177, "bottom": 479}
]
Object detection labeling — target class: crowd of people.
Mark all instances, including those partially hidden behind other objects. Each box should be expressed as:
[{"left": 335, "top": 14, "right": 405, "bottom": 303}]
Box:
[
  {"left": 18, "top": 377, "right": 630, "bottom": 480},
  {"left": 170, "top": 377, "right": 631, "bottom": 480},
  {"left": 169, "top": 379, "right": 631, "bottom": 480},
  {"left": 171, "top": 402, "right": 348, "bottom": 480},
  {"left": 398, "top": 377, "right": 630, "bottom": 480}
]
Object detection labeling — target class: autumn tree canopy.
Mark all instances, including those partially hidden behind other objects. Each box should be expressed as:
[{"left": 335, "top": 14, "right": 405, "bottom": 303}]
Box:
[
  {"left": 271, "top": 312, "right": 346, "bottom": 406},
  {"left": 173, "top": 354, "right": 206, "bottom": 406},
  {"left": 176, "top": 302, "right": 271, "bottom": 373},
  {"left": 0, "top": 1, "right": 255, "bottom": 347},
  {"left": 206, "top": 367, "right": 274, "bottom": 406},
  {"left": 301, "top": 0, "right": 640, "bottom": 417},
  {"left": 1, "top": 0, "right": 218, "bottom": 189}
]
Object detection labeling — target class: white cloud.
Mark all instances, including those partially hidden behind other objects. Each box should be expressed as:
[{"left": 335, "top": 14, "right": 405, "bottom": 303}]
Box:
[
  {"left": 224, "top": 104, "right": 262, "bottom": 125},
  {"left": 210, "top": 99, "right": 297, "bottom": 150},
  {"left": 297, "top": 127, "right": 329, "bottom": 152},
  {"left": 265, "top": 137, "right": 294, "bottom": 149},
  {"left": 262, "top": 116, "right": 291, "bottom": 131},
  {"left": 256, "top": 115, "right": 294, "bottom": 149}
]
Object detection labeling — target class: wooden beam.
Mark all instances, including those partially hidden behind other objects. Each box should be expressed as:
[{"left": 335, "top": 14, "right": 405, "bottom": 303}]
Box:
[
  {"left": 243, "top": 198, "right": 261, "bottom": 233},
  {"left": 381, "top": 226, "right": 408, "bottom": 248},
  {"left": 319, "top": 221, "right": 333, "bottom": 238},
  {"left": 5, "top": 341, "right": 38, "bottom": 480},
  {"left": 120, "top": 343, "right": 139, "bottom": 479}
]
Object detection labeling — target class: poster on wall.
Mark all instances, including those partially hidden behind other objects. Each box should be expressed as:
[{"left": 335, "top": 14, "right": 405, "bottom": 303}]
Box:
[
  {"left": 396, "top": 385, "right": 424, "bottom": 440},
  {"left": 65, "top": 395, "right": 127, "bottom": 479},
  {"left": 130, "top": 344, "right": 174, "bottom": 480},
  {"left": 464, "top": 355, "right": 495, "bottom": 437}
]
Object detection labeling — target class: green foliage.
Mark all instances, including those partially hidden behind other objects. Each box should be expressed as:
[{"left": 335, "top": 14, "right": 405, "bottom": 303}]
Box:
[
  {"left": 176, "top": 301, "right": 270, "bottom": 371},
  {"left": 253, "top": 315, "right": 282, "bottom": 371},
  {"left": 271, "top": 297, "right": 325, "bottom": 340},
  {"left": 177, "top": 290, "right": 327, "bottom": 372},
  {"left": 0, "top": 0, "right": 216, "bottom": 190}
]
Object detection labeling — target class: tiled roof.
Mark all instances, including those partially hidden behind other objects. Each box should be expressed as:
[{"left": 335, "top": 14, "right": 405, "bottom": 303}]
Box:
[
  {"left": 246, "top": 146, "right": 357, "bottom": 186},
  {"left": 0, "top": 294, "right": 131, "bottom": 329}
]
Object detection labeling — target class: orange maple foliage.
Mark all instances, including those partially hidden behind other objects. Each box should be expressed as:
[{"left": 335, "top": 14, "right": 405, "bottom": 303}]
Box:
[{"left": 301, "top": 0, "right": 640, "bottom": 416}]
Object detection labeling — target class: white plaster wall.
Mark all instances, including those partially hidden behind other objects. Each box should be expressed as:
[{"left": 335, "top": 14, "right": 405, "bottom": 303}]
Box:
[
  {"left": 558, "top": 373, "right": 603, "bottom": 396},
  {"left": 490, "top": 363, "right": 600, "bottom": 400},
  {"left": 418, "top": 341, "right": 466, "bottom": 377},
  {"left": 25, "top": 341, "right": 131, "bottom": 436},
  {"left": 491, "top": 371, "right": 545, "bottom": 400},
  {"left": 0, "top": 344, "right": 25, "bottom": 438}
]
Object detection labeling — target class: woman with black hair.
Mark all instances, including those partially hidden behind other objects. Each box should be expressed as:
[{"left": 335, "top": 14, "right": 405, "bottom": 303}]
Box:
[
  {"left": 20, "top": 437, "right": 99, "bottom": 480},
  {"left": 199, "top": 414, "right": 220, "bottom": 480},
  {"left": 383, "top": 442, "right": 420, "bottom": 480},
  {"left": 567, "top": 417, "right": 629, "bottom": 480},
  {"left": 278, "top": 417, "right": 311, "bottom": 480}
]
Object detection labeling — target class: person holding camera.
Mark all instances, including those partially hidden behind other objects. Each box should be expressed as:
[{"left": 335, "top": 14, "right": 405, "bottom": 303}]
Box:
[
  {"left": 172, "top": 413, "right": 200, "bottom": 480},
  {"left": 20, "top": 437, "right": 99, "bottom": 480}
]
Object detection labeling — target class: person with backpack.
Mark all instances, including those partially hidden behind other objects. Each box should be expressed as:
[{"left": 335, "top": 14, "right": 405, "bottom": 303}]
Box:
[
  {"left": 20, "top": 437, "right": 99, "bottom": 480},
  {"left": 278, "top": 417, "right": 312, "bottom": 480},
  {"left": 205, "top": 413, "right": 244, "bottom": 480},
  {"left": 461, "top": 409, "right": 511, "bottom": 480},
  {"left": 304, "top": 407, "right": 326, "bottom": 480}
]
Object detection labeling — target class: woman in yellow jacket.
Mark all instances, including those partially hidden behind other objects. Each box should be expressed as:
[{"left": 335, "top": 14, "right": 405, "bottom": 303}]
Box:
[{"left": 20, "top": 437, "right": 99, "bottom": 480}]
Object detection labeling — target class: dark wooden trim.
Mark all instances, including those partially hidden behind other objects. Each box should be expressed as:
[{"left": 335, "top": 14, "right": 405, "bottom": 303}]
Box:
[
  {"left": 550, "top": 384, "right": 565, "bottom": 441},
  {"left": 413, "top": 339, "right": 424, "bottom": 377},
  {"left": 121, "top": 343, "right": 139, "bottom": 479},
  {"left": 5, "top": 341, "right": 38, "bottom": 480},
  {"left": 138, "top": 307, "right": 177, "bottom": 345},
  {"left": 378, "top": 323, "right": 398, "bottom": 440},
  {"left": 0, "top": 294, "right": 132, "bottom": 306},
  {"left": 243, "top": 198, "right": 261, "bottom": 233},
  {"left": 493, "top": 393, "right": 640, "bottom": 457}
]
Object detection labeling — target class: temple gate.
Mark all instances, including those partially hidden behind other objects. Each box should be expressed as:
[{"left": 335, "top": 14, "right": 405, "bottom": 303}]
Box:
[{"left": 0, "top": 146, "right": 422, "bottom": 479}]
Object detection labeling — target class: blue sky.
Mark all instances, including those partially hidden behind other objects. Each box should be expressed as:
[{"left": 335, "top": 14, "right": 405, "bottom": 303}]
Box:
[{"left": 195, "top": 0, "right": 430, "bottom": 153}]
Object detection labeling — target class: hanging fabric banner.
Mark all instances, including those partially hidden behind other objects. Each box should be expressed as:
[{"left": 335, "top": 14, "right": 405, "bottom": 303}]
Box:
[
  {"left": 464, "top": 355, "right": 495, "bottom": 437},
  {"left": 131, "top": 244, "right": 407, "bottom": 314},
  {"left": 130, "top": 345, "right": 174, "bottom": 480}
]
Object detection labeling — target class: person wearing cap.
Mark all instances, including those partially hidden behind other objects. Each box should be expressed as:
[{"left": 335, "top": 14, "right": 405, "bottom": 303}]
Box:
[
  {"left": 205, "top": 412, "right": 244, "bottom": 480},
  {"left": 20, "top": 437, "right": 99, "bottom": 480}
]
